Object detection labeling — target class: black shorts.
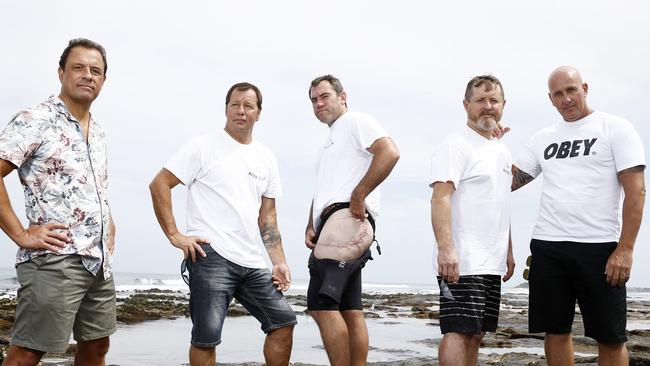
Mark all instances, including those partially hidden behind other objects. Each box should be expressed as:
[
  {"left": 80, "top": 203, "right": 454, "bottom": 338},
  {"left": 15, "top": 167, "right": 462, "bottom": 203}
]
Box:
[
  {"left": 307, "top": 252, "right": 367, "bottom": 311},
  {"left": 437, "top": 275, "right": 501, "bottom": 334},
  {"left": 307, "top": 202, "right": 375, "bottom": 311},
  {"left": 528, "top": 239, "right": 627, "bottom": 344}
]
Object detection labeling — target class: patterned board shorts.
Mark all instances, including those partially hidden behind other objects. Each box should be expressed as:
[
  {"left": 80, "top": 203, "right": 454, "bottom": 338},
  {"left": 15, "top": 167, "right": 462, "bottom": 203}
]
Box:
[{"left": 437, "top": 275, "right": 501, "bottom": 334}]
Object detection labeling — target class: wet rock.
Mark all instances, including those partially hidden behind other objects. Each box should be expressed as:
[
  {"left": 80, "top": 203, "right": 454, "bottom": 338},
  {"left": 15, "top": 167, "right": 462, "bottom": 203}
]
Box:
[
  {"left": 228, "top": 305, "right": 250, "bottom": 317},
  {"left": 0, "top": 298, "right": 16, "bottom": 332},
  {"left": 116, "top": 292, "right": 189, "bottom": 323},
  {"left": 364, "top": 311, "right": 381, "bottom": 318}
]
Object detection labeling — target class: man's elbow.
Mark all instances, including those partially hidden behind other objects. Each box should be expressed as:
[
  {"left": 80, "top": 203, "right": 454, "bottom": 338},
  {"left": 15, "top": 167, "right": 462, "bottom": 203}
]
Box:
[{"left": 148, "top": 178, "right": 159, "bottom": 194}]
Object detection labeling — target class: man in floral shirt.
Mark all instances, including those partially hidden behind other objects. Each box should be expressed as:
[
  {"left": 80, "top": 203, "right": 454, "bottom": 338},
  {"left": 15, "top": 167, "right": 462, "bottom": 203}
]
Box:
[{"left": 0, "top": 38, "right": 116, "bottom": 366}]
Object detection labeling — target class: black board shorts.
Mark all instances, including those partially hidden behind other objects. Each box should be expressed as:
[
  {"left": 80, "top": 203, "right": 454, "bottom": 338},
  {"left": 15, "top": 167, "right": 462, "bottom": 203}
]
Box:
[{"left": 528, "top": 239, "right": 627, "bottom": 344}]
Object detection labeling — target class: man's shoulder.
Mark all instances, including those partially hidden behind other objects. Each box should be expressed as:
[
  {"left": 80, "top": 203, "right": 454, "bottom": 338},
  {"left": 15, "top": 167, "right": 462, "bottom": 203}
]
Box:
[{"left": 10, "top": 97, "right": 59, "bottom": 125}]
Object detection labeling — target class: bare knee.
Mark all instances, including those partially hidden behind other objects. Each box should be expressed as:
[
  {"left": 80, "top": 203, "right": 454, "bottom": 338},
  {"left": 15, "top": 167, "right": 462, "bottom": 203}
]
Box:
[
  {"left": 267, "top": 325, "right": 294, "bottom": 343},
  {"left": 468, "top": 332, "right": 485, "bottom": 347},
  {"left": 546, "top": 333, "right": 571, "bottom": 341},
  {"left": 597, "top": 341, "right": 627, "bottom": 361},
  {"left": 77, "top": 337, "right": 110, "bottom": 357},
  {"left": 3, "top": 345, "right": 45, "bottom": 366}
]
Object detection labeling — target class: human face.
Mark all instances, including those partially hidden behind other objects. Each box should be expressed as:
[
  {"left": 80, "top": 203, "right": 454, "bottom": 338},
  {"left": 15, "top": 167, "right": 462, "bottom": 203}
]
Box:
[
  {"left": 224, "top": 88, "right": 260, "bottom": 137},
  {"left": 309, "top": 81, "right": 347, "bottom": 126},
  {"left": 58, "top": 46, "right": 106, "bottom": 106},
  {"left": 548, "top": 70, "right": 590, "bottom": 122},
  {"left": 463, "top": 84, "right": 505, "bottom": 134}
]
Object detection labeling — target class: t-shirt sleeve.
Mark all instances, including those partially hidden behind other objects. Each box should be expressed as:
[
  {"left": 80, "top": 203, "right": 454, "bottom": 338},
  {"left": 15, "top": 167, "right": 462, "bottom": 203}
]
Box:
[
  {"left": 352, "top": 114, "right": 389, "bottom": 151},
  {"left": 0, "top": 111, "right": 45, "bottom": 167},
  {"left": 611, "top": 119, "right": 646, "bottom": 172},
  {"left": 263, "top": 153, "right": 282, "bottom": 199},
  {"left": 163, "top": 138, "right": 202, "bottom": 185},
  {"left": 514, "top": 136, "right": 542, "bottom": 178},
  {"left": 429, "top": 140, "right": 467, "bottom": 189}
]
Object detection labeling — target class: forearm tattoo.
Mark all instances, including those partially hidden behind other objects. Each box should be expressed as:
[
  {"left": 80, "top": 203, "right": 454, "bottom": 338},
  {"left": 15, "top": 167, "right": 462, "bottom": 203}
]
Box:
[
  {"left": 511, "top": 166, "right": 534, "bottom": 192},
  {"left": 261, "top": 223, "right": 282, "bottom": 248}
]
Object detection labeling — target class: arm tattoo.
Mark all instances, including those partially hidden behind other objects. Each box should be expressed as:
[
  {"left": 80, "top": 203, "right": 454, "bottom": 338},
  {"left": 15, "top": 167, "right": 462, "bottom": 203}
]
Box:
[
  {"left": 260, "top": 222, "right": 282, "bottom": 249},
  {"left": 511, "top": 165, "right": 535, "bottom": 192},
  {"left": 617, "top": 165, "right": 646, "bottom": 176}
]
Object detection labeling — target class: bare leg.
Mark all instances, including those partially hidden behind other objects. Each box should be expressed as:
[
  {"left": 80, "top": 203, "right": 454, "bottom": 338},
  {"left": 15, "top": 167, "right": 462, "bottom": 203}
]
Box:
[
  {"left": 545, "top": 333, "right": 574, "bottom": 366},
  {"left": 74, "top": 337, "right": 110, "bottom": 366},
  {"left": 597, "top": 342, "right": 628, "bottom": 366},
  {"left": 1, "top": 345, "right": 44, "bottom": 366},
  {"left": 466, "top": 333, "right": 485, "bottom": 366},
  {"left": 311, "top": 310, "right": 351, "bottom": 366},
  {"left": 263, "top": 325, "right": 294, "bottom": 366},
  {"left": 341, "top": 310, "right": 368, "bottom": 366},
  {"left": 189, "top": 345, "right": 215, "bottom": 366},
  {"left": 438, "top": 333, "right": 471, "bottom": 366}
]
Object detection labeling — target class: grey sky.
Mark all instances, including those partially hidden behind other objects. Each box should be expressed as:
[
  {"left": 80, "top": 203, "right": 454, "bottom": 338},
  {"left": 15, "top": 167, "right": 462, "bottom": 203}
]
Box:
[{"left": 1, "top": 1, "right": 648, "bottom": 287}]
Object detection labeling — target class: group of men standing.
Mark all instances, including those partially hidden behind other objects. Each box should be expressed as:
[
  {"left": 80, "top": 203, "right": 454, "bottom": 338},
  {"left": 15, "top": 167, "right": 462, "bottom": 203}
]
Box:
[
  {"left": 0, "top": 38, "right": 645, "bottom": 366},
  {"left": 431, "top": 69, "right": 645, "bottom": 366}
]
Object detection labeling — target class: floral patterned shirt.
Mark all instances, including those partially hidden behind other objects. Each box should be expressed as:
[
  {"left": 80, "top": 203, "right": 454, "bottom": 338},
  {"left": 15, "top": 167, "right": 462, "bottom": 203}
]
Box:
[{"left": 0, "top": 96, "right": 112, "bottom": 278}]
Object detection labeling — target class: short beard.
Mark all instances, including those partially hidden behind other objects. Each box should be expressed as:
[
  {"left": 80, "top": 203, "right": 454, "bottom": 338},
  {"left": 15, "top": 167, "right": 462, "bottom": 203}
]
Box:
[{"left": 471, "top": 116, "right": 497, "bottom": 132}]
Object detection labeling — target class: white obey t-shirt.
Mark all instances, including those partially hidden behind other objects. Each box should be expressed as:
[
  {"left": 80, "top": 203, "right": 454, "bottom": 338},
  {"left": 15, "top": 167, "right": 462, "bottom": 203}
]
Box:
[
  {"left": 515, "top": 111, "right": 645, "bottom": 242},
  {"left": 165, "top": 130, "right": 282, "bottom": 269},
  {"left": 312, "top": 111, "right": 389, "bottom": 228},
  {"left": 430, "top": 126, "right": 512, "bottom": 276}
]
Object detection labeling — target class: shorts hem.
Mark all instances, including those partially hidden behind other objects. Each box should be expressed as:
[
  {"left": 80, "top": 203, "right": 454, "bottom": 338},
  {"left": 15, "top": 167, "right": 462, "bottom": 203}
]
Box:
[
  {"left": 74, "top": 326, "right": 117, "bottom": 342},
  {"left": 306, "top": 304, "right": 363, "bottom": 311},
  {"left": 262, "top": 319, "right": 298, "bottom": 334},
  {"left": 441, "top": 329, "right": 493, "bottom": 335},
  {"left": 585, "top": 333, "right": 627, "bottom": 344},
  {"left": 191, "top": 339, "right": 222, "bottom": 348},
  {"left": 10, "top": 338, "right": 69, "bottom": 354}
]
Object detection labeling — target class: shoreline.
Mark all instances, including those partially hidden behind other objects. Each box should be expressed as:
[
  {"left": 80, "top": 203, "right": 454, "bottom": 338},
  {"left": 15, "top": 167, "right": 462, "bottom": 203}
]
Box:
[{"left": 2, "top": 288, "right": 650, "bottom": 365}]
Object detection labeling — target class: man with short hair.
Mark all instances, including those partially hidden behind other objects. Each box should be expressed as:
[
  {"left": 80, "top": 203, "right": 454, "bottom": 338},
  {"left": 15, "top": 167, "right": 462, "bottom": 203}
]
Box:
[
  {"left": 149, "top": 82, "right": 296, "bottom": 366},
  {"left": 430, "top": 75, "right": 515, "bottom": 366},
  {"left": 512, "top": 66, "right": 646, "bottom": 366},
  {"left": 0, "top": 38, "right": 116, "bottom": 366},
  {"left": 305, "top": 74, "right": 400, "bottom": 366}
]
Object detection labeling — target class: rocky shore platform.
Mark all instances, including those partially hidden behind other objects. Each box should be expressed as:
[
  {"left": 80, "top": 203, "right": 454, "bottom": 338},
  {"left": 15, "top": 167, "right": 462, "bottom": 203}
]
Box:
[{"left": 1, "top": 287, "right": 649, "bottom": 365}]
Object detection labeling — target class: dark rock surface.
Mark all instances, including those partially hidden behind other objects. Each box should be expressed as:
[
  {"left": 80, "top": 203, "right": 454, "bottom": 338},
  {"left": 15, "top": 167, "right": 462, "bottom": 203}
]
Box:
[{"left": 1, "top": 289, "right": 649, "bottom": 365}]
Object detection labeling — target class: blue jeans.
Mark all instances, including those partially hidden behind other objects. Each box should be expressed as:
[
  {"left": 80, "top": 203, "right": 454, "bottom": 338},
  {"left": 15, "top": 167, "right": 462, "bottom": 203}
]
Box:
[{"left": 187, "top": 244, "right": 297, "bottom": 347}]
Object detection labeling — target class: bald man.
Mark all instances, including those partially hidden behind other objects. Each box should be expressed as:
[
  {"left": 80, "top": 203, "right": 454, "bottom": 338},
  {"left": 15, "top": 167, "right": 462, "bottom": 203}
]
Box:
[{"left": 511, "top": 66, "right": 646, "bottom": 365}]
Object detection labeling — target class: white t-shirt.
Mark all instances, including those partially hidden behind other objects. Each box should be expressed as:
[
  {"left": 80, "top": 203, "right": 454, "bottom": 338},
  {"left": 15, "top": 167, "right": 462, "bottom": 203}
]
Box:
[
  {"left": 312, "top": 111, "right": 389, "bottom": 228},
  {"left": 165, "top": 130, "right": 282, "bottom": 269},
  {"left": 430, "top": 126, "right": 513, "bottom": 276},
  {"left": 515, "top": 111, "right": 646, "bottom": 242}
]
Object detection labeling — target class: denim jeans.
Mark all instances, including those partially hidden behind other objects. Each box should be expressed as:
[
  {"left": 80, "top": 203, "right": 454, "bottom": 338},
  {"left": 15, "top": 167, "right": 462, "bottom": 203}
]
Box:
[{"left": 187, "top": 244, "right": 296, "bottom": 347}]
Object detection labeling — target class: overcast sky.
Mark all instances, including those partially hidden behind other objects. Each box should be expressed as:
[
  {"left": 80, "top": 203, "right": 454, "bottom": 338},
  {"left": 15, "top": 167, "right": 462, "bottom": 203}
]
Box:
[{"left": 1, "top": 1, "right": 648, "bottom": 287}]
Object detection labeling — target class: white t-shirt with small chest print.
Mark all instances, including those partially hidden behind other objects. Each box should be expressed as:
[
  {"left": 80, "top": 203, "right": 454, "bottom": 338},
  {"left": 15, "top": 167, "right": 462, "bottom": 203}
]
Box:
[
  {"left": 430, "top": 126, "right": 513, "bottom": 276},
  {"left": 515, "top": 111, "right": 645, "bottom": 242},
  {"left": 312, "top": 111, "right": 389, "bottom": 229},
  {"left": 164, "top": 130, "right": 282, "bottom": 269}
]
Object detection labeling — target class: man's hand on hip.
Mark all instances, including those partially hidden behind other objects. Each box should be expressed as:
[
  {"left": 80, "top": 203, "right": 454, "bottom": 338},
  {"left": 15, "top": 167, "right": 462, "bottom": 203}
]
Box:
[
  {"left": 17, "top": 222, "right": 70, "bottom": 253},
  {"left": 169, "top": 232, "right": 209, "bottom": 262},
  {"left": 305, "top": 225, "right": 316, "bottom": 249},
  {"left": 349, "top": 191, "right": 368, "bottom": 220}
]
